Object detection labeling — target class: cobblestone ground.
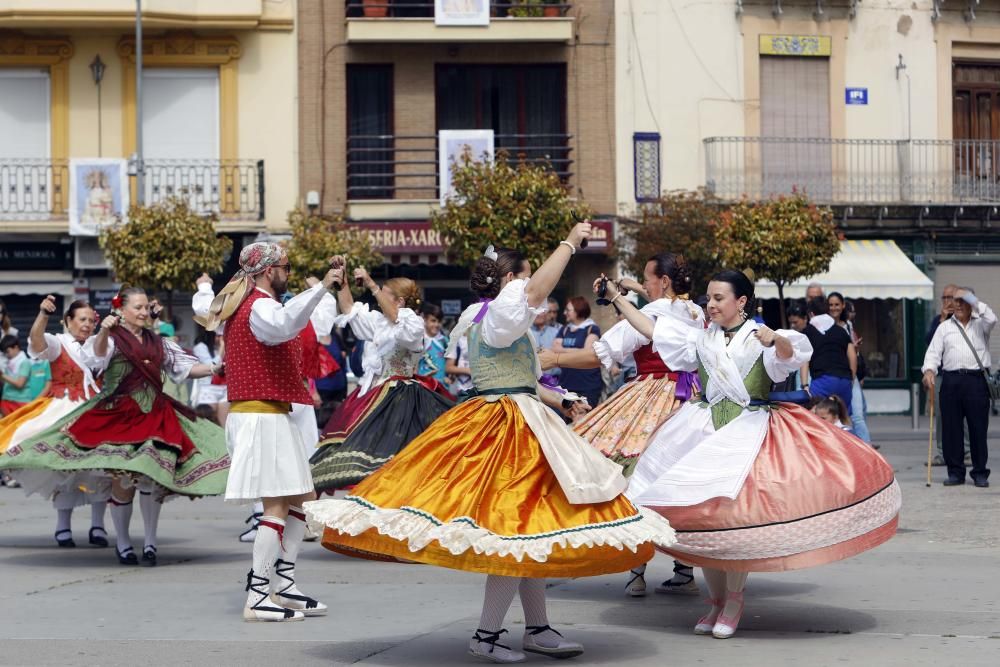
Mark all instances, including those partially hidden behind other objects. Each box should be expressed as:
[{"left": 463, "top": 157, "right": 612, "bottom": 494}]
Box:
[{"left": 0, "top": 415, "right": 997, "bottom": 666}]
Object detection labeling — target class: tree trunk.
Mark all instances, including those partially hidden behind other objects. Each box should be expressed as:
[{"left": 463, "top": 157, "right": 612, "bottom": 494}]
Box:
[{"left": 776, "top": 281, "right": 787, "bottom": 329}]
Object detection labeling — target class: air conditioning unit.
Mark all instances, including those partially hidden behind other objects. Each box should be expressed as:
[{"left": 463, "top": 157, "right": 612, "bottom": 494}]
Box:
[{"left": 74, "top": 237, "right": 109, "bottom": 270}]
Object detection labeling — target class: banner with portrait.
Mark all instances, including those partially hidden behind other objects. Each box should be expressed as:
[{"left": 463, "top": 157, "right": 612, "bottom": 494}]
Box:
[
  {"left": 69, "top": 158, "right": 129, "bottom": 236},
  {"left": 438, "top": 129, "right": 495, "bottom": 205},
  {"left": 435, "top": 0, "right": 490, "bottom": 26}
]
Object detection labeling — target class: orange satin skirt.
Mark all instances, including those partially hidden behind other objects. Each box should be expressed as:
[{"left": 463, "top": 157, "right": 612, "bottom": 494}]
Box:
[
  {"left": 651, "top": 404, "right": 901, "bottom": 572},
  {"left": 0, "top": 397, "right": 52, "bottom": 455},
  {"left": 316, "top": 396, "right": 658, "bottom": 578}
]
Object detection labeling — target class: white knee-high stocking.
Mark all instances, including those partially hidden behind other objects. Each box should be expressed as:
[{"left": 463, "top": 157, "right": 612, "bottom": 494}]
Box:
[
  {"left": 269, "top": 506, "right": 326, "bottom": 614},
  {"left": 479, "top": 575, "right": 520, "bottom": 632},
  {"left": 90, "top": 501, "right": 106, "bottom": 529},
  {"left": 109, "top": 494, "right": 134, "bottom": 553},
  {"left": 518, "top": 578, "right": 563, "bottom": 646},
  {"left": 247, "top": 516, "right": 284, "bottom": 605},
  {"left": 139, "top": 491, "right": 162, "bottom": 550}
]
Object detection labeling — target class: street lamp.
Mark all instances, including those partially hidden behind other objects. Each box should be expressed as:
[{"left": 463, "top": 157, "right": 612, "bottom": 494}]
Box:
[{"left": 90, "top": 55, "right": 106, "bottom": 156}]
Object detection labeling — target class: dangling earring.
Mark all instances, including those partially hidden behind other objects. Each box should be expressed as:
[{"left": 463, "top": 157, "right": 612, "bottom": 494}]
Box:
[{"left": 740, "top": 309, "right": 748, "bottom": 322}]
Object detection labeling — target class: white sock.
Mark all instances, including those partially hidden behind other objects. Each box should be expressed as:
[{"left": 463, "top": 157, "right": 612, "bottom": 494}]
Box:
[
  {"left": 519, "top": 578, "right": 561, "bottom": 646},
  {"left": 478, "top": 575, "right": 519, "bottom": 632},
  {"left": 272, "top": 506, "right": 307, "bottom": 597},
  {"left": 723, "top": 571, "right": 748, "bottom": 619},
  {"left": 701, "top": 567, "right": 727, "bottom": 603},
  {"left": 253, "top": 501, "right": 264, "bottom": 515},
  {"left": 669, "top": 561, "right": 694, "bottom": 583},
  {"left": 139, "top": 491, "right": 162, "bottom": 550},
  {"left": 55, "top": 509, "right": 73, "bottom": 534},
  {"left": 90, "top": 501, "right": 106, "bottom": 530},
  {"left": 247, "top": 516, "right": 284, "bottom": 608},
  {"left": 109, "top": 496, "right": 134, "bottom": 553}
]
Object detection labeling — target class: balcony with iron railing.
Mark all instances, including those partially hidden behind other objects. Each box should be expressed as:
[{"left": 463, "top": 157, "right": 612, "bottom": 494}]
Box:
[
  {"left": 704, "top": 137, "right": 1000, "bottom": 207},
  {"left": 0, "top": 158, "right": 265, "bottom": 229},
  {"left": 344, "top": 1, "right": 574, "bottom": 43},
  {"left": 346, "top": 133, "right": 572, "bottom": 216}
]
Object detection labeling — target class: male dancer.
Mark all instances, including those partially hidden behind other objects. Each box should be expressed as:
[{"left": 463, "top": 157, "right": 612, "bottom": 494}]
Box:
[{"left": 200, "top": 242, "right": 337, "bottom": 621}]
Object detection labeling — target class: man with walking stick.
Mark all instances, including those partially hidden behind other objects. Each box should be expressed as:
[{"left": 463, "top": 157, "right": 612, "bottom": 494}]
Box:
[{"left": 922, "top": 287, "right": 996, "bottom": 488}]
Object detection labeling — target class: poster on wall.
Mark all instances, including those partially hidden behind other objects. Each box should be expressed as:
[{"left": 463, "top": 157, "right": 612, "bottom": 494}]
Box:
[
  {"left": 69, "top": 158, "right": 129, "bottom": 236},
  {"left": 438, "top": 129, "right": 494, "bottom": 205},
  {"left": 434, "top": 0, "right": 490, "bottom": 26}
]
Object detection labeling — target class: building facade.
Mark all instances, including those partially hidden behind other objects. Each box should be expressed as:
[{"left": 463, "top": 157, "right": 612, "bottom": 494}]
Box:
[
  {"left": 0, "top": 0, "right": 298, "bottom": 344},
  {"left": 616, "top": 0, "right": 1000, "bottom": 412},
  {"left": 297, "top": 0, "right": 618, "bottom": 327}
]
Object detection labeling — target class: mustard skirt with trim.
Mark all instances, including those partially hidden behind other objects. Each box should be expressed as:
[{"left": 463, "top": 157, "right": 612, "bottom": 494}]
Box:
[{"left": 305, "top": 396, "right": 667, "bottom": 578}]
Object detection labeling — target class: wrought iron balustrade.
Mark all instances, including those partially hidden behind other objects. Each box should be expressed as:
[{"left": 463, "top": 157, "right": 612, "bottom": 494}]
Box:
[
  {"left": 704, "top": 137, "right": 1000, "bottom": 206},
  {"left": 0, "top": 158, "right": 264, "bottom": 221},
  {"left": 345, "top": 1, "right": 572, "bottom": 18},
  {"left": 347, "top": 133, "right": 573, "bottom": 200}
]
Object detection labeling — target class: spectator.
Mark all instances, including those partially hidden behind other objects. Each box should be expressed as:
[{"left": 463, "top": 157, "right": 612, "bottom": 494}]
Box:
[
  {"left": 922, "top": 287, "right": 995, "bottom": 488},
  {"left": 786, "top": 302, "right": 808, "bottom": 332},
  {"left": 812, "top": 395, "right": 851, "bottom": 431},
  {"left": 806, "top": 282, "right": 825, "bottom": 300},
  {"left": 417, "top": 303, "right": 449, "bottom": 382},
  {"left": 191, "top": 326, "right": 228, "bottom": 425},
  {"left": 25, "top": 355, "right": 51, "bottom": 402},
  {"left": 800, "top": 296, "right": 856, "bottom": 413},
  {"left": 546, "top": 297, "right": 561, "bottom": 328},
  {"left": 1, "top": 335, "right": 33, "bottom": 416},
  {"left": 829, "top": 293, "right": 874, "bottom": 447},
  {"left": 0, "top": 298, "right": 18, "bottom": 340},
  {"left": 444, "top": 332, "right": 474, "bottom": 397},
  {"left": 927, "top": 284, "right": 959, "bottom": 345},
  {"left": 531, "top": 307, "right": 560, "bottom": 350},
  {"left": 926, "top": 285, "right": 970, "bottom": 466},
  {"left": 552, "top": 296, "right": 603, "bottom": 410},
  {"left": 315, "top": 327, "right": 349, "bottom": 428}
]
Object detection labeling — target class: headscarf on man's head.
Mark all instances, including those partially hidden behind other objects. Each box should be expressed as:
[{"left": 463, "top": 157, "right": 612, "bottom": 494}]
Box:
[{"left": 194, "top": 241, "right": 285, "bottom": 331}]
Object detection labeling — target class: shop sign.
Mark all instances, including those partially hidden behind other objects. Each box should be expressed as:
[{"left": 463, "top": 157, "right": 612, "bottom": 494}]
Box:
[
  {"left": 89, "top": 289, "right": 120, "bottom": 314},
  {"left": 0, "top": 243, "right": 73, "bottom": 270},
  {"left": 441, "top": 299, "right": 463, "bottom": 316},
  {"left": 350, "top": 220, "right": 614, "bottom": 257}
]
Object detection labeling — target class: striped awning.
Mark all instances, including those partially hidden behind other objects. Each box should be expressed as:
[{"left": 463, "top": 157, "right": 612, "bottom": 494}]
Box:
[{"left": 755, "top": 240, "right": 933, "bottom": 300}]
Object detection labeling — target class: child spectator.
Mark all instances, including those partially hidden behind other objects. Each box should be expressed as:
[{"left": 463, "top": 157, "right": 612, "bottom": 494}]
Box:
[
  {"left": 418, "top": 303, "right": 449, "bottom": 382},
  {"left": 1, "top": 335, "right": 33, "bottom": 416},
  {"left": 812, "top": 395, "right": 852, "bottom": 431}
]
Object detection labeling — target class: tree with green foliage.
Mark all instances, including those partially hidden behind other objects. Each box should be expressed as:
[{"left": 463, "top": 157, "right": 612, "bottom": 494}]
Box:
[
  {"left": 619, "top": 189, "right": 722, "bottom": 296},
  {"left": 100, "top": 197, "right": 233, "bottom": 309},
  {"left": 431, "top": 149, "right": 591, "bottom": 270},
  {"left": 715, "top": 193, "right": 840, "bottom": 326},
  {"left": 283, "top": 209, "right": 383, "bottom": 292}
]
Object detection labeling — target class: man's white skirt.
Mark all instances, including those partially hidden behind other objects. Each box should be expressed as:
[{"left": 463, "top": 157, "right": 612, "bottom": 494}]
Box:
[{"left": 225, "top": 412, "right": 314, "bottom": 502}]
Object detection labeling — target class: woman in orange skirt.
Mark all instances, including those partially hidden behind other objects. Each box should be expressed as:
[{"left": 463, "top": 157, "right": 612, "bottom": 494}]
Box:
[
  {"left": 305, "top": 226, "right": 675, "bottom": 663},
  {"left": 623, "top": 270, "right": 901, "bottom": 639}
]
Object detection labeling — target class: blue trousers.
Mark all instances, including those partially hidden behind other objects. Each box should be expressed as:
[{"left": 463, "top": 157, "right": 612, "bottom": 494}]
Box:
[{"left": 810, "top": 374, "right": 854, "bottom": 414}]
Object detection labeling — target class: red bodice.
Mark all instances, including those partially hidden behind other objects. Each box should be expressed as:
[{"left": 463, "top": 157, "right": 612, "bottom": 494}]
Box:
[
  {"left": 633, "top": 342, "right": 671, "bottom": 378},
  {"left": 47, "top": 345, "right": 100, "bottom": 401},
  {"left": 223, "top": 289, "right": 312, "bottom": 404}
]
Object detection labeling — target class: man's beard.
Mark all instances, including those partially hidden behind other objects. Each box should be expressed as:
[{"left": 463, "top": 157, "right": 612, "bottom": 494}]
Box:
[{"left": 272, "top": 275, "right": 288, "bottom": 294}]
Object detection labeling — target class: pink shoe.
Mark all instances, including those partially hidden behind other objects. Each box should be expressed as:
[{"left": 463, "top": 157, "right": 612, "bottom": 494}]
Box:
[
  {"left": 712, "top": 591, "right": 745, "bottom": 639},
  {"left": 693, "top": 597, "right": 723, "bottom": 635}
]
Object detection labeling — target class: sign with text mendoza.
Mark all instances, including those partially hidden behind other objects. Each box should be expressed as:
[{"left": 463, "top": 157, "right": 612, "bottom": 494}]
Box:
[
  {"left": 435, "top": 0, "right": 490, "bottom": 26},
  {"left": 68, "top": 158, "right": 129, "bottom": 236},
  {"left": 438, "top": 129, "right": 494, "bottom": 205}
]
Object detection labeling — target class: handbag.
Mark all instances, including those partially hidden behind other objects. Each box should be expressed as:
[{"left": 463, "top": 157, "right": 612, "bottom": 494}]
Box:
[{"left": 951, "top": 318, "right": 1000, "bottom": 402}]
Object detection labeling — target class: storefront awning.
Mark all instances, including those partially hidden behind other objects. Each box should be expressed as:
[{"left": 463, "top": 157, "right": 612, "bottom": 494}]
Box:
[
  {"left": 755, "top": 240, "right": 933, "bottom": 300},
  {"left": 0, "top": 271, "right": 76, "bottom": 297}
]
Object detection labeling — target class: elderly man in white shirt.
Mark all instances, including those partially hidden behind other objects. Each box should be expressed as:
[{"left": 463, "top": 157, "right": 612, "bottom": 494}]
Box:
[{"left": 922, "top": 287, "right": 996, "bottom": 488}]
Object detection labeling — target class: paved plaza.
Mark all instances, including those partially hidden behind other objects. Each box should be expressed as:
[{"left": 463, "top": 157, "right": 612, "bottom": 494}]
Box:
[{"left": 0, "top": 416, "right": 997, "bottom": 667}]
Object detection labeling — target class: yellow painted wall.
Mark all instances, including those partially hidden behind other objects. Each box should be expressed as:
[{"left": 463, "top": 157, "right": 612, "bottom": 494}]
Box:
[{"left": 50, "top": 27, "right": 296, "bottom": 230}]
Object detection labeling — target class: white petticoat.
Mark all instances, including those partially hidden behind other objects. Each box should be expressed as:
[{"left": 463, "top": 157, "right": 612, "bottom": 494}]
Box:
[{"left": 224, "top": 411, "right": 314, "bottom": 502}]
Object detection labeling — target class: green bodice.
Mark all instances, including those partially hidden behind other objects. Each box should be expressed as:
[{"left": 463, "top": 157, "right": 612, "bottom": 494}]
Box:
[
  {"left": 697, "top": 355, "right": 772, "bottom": 430},
  {"left": 467, "top": 323, "right": 537, "bottom": 393},
  {"left": 103, "top": 354, "right": 158, "bottom": 414}
]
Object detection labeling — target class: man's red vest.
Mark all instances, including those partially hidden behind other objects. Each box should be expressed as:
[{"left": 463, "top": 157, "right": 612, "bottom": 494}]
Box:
[{"left": 224, "top": 289, "right": 312, "bottom": 404}]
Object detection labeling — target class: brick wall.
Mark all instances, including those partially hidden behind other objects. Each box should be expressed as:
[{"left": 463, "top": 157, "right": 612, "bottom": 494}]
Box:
[{"left": 297, "top": 0, "right": 616, "bottom": 216}]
